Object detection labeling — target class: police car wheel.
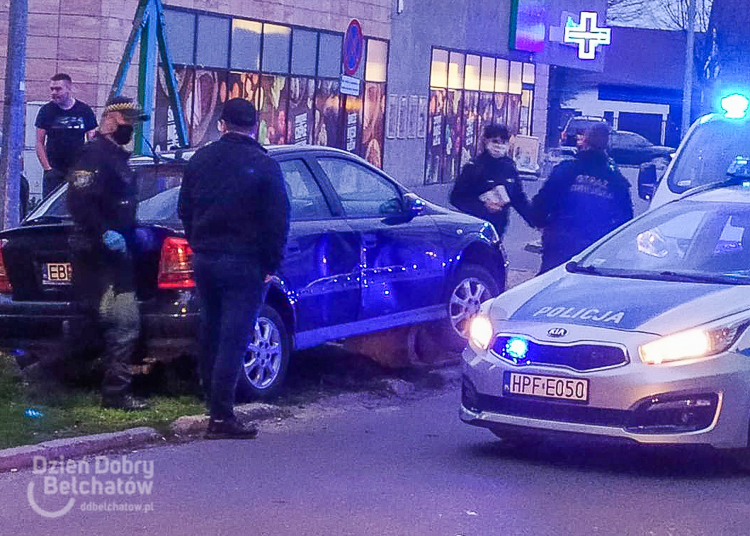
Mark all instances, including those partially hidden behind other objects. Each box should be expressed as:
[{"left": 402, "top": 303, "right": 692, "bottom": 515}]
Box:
[
  {"left": 445, "top": 264, "right": 500, "bottom": 350},
  {"left": 236, "top": 304, "right": 290, "bottom": 401}
]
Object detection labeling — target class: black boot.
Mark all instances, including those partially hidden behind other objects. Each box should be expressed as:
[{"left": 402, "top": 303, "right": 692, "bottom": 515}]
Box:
[
  {"left": 102, "top": 394, "right": 150, "bottom": 411},
  {"left": 205, "top": 417, "right": 259, "bottom": 440}
]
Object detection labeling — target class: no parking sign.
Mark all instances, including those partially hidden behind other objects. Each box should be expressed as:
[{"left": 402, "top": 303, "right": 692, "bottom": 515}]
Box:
[{"left": 342, "top": 19, "right": 364, "bottom": 76}]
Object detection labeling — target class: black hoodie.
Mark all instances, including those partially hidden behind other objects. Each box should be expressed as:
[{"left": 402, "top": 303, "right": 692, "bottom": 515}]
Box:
[{"left": 449, "top": 151, "right": 534, "bottom": 238}]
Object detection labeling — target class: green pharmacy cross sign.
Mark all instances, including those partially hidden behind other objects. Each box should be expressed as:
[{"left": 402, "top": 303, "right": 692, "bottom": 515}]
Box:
[
  {"left": 110, "top": 0, "right": 188, "bottom": 154},
  {"left": 563, "top": 11, "right": 611, "bottom": 60}
]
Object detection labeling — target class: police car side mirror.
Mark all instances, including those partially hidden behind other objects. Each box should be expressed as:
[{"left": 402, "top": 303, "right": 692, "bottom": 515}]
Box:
[{"left": 638, "top": 164, "right": 657, "bottom": 201}]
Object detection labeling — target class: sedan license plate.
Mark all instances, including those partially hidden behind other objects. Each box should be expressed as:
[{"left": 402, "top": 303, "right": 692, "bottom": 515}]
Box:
[
  {"left": 504, "top": 372, "right": 589, "bottom": 403},
  {"left": 43, "top": 262, "right": 72, "bottom": 285}
]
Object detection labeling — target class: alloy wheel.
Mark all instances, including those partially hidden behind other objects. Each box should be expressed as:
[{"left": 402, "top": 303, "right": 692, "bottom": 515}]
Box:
[
  {"left": 244, "top": 316, "right": 283, "bottom": 390},
  {"left": 449, "top": 277, "right": 492, "bottom": 339}
]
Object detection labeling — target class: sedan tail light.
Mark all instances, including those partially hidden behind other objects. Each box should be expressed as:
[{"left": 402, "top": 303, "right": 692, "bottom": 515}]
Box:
[
  {"left": 0, "top": 242, "right": 11, "bottom": 293},
  {"left": 158, "top": 237, "right": 195, "bottom": 289}
]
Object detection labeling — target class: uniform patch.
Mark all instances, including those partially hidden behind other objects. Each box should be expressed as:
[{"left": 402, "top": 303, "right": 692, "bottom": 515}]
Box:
[{"left": 72, "top": 170, "right": 94, "bottom": 188}]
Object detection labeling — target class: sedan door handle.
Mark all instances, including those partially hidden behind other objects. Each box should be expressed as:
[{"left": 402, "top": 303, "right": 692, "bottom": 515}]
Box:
[
  {"left": 363, "top": 236, "right": 377, "bottom": 248},
  {"left": 286, "top": 240, "right": 301, "bottom": 253}
]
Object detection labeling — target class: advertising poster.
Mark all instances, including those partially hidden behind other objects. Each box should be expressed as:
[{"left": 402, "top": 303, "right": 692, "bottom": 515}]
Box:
[
  {"left": 462, "top": 91, "right": 479, "bottom": 164},
  {"left": 386, "top": 94, "right": 398, "bottom": 139},
  {"left": 362, "top": 82, "right": 386, "bottom": 167},
  {"left": 257, "top": 74, "right": 290, "bottom": 145},
  {"left": 314, "top": 79, "right": 342, "bottom": 148},
  {"left": 287, "top": 77, "right": 315, "bottom": 145},
  {"left": 506, "top": 93, "right": 522, "bottom": 135},
  {"left": 407, "top": 95, "right": 419, "bottom": 139},
  {"left": 417, "top": 96, "right": 428, "bottom": 139},
  {"left": 444, "top": 89, "right": 464, "bottom": 182},
  {"left": 397, "top": 95, "right": 408, "bottom": 139},
  {"left": 153, "top": 66, "right": 195, "bottom": 151},
  {"left": 424, "top": 89, "right": 446, "bottom": 184},
  {"left": 513, "top": 135, "right": 540, "bottom": 174},
  {"left": 227, "top": 72, "right": 262, "bottom": 138},
  {"left": 191, "top": 69, "right": 228, "bottom": 148},
  {"left": 477, "top": 92, "right": 495, "bottom": 149},
  {"left": 494, "top": 92, "right": 508, "bottom": 127}
]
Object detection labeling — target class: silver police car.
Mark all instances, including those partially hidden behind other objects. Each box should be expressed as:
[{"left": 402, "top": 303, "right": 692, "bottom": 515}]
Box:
[{"left": 461, "top": 177, "right": 750, "bottom": 468}]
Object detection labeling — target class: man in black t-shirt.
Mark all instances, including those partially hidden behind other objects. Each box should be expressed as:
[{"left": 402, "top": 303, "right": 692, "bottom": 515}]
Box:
[{"left": 35, "top": 73, "right": 98, "bottom": 198}]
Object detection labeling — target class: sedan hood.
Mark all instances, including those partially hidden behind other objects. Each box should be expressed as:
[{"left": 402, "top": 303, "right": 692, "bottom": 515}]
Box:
[{"left": 497, "top": 270, "right": 750, "bottom": 334}]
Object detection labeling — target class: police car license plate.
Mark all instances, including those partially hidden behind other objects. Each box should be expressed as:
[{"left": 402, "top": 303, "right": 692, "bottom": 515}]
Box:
[
  {"left": 43, "top": 262, "right": 72, "bottom": 285},
  {"left": 504, "top": 372, "right": 589, "bottom": 402}
]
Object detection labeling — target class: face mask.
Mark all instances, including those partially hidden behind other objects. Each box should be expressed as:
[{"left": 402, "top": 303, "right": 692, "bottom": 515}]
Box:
[
  {"left": 487, "top": 143, "right": 509, "bottom": 159},
  {"left": 112, "top": 124, "right": 134, "bottom": 145}
]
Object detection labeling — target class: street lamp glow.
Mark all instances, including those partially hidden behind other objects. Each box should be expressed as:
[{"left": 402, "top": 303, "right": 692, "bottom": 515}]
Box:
[{"left": 721, "top": 93, "right": 750, "bottom": 119}]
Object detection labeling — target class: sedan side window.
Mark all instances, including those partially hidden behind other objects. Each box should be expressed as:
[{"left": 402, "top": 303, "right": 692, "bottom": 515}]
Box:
[
  {"left": 279, "top": 159, "right": 331, "bottom": 221},
  {"left": 316, "top": 158, "right": 402, "bottom": 218}
]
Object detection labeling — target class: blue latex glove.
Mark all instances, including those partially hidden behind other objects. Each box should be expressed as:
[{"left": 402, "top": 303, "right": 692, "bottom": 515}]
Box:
[{"left": 102, "top": 230, "right": 127, "bottom": 253}]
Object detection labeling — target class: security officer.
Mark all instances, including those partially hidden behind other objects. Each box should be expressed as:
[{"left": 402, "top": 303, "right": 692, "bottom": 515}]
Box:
[
  {"left": 67, "top": 96, "right": 149, "bottom": 411},
  {"left": 450, "top": 124, "right": 535, "bottom": 240},
  {"left": 530, "top": 123, "right": 633, "bottom": 273}
]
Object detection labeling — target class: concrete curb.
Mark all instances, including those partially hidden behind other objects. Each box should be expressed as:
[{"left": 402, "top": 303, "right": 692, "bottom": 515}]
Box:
[{"left": 0, "top": 427, "right": 162, "bottom": 473}]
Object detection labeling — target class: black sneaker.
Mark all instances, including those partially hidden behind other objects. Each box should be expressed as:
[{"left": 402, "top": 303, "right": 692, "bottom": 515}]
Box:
[
  {"left": 204, "top": 418, "right": 259, "bottom": 440},
  {"left": 102, "top": 394, "right": 150, "bottom": 411}
]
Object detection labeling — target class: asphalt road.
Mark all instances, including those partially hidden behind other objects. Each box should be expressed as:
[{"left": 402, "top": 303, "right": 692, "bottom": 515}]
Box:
[{"left": 2, "top": 383, "right": 749, "bottom": 536}]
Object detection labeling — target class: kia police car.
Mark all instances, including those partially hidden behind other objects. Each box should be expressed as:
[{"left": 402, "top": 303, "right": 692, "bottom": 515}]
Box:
[{"left": 461, "top": 173, "right": 750, "bottom": 468}]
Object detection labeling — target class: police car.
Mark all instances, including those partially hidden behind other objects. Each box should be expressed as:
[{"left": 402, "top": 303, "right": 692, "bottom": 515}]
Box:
[{"left": 461, "top": 165, "right": 750, "bottom": 468}]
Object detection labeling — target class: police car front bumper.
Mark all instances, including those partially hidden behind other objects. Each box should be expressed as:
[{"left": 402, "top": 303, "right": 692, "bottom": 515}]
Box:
[{"left": 460, "top": 324, "right": 750, "bottom": 450}]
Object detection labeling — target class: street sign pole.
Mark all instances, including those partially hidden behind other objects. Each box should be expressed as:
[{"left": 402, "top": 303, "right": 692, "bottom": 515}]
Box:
[{"left": 0, "top": 0, "right": 27, "bottom": 229}]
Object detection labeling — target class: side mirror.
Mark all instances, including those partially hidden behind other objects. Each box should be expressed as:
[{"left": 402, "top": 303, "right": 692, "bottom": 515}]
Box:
[
  {"left": 405, "top": 195, "right": 426, "bottom": 216},
  {"left": 638, "top": 164, "right": 657, "bottom": 201}
]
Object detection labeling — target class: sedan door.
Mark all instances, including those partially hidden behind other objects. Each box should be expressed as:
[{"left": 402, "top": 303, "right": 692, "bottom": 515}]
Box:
[
  {"left": 313, "top": 156, "right": 445, "bottom": 321},
  {"left": 276, "top": 158, "right": 361, "bottom": 335}
]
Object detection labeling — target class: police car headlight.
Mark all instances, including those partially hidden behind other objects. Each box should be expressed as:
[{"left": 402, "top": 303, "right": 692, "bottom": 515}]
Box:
[
  {"left": 639, "top": 321, "right": 745, "bottom": 365},
  {"left": 469, "top": 315, "right": 494, "bottom": 351}
]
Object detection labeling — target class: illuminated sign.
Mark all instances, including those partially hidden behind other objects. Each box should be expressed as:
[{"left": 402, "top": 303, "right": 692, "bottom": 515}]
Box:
[{"left": 563, "top": 11, "right": 611, "bottom": 60}]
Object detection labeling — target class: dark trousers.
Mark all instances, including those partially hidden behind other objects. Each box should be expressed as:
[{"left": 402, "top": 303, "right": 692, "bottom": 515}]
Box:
[
  {"left": 193, "top": 253, "right": 265, "bottom": 421},
  {"left": 70, "top": 238, "right": 139, "bottom": 398}
]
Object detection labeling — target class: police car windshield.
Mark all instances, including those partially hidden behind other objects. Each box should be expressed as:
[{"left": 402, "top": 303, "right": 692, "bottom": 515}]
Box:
[
  {"left": 668, "top": 118, "right": 750, "bottom": 194},
  {"left": 577, "top": 199, "right": 750, "bottom": 284}
]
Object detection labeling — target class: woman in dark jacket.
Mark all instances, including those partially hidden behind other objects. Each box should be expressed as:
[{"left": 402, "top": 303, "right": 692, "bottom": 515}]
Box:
[{"left": 449, "top": 124, "right": 534, "bottom": 239}]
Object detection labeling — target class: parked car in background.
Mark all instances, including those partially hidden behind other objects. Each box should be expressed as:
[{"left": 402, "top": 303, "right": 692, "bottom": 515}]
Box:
[
  {"left": 0, "top": 146, "right": 507, "bottom": 399},
  {"left": 608, "top": 130, "right": 675, "bottom": 167},
  {"left": 559, "top": 115, "right": 608, "bottom": 149}
]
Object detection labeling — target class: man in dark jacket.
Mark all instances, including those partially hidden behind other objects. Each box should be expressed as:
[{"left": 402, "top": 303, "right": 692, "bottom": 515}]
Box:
[
  {"left": 67, "top": 96, "right": 149, "bottom": 411},
  {"left": 531, "top": 123, "right": 633, "bottom": 273},
  {"left": 178, "top": 98, "right": 290, "bottom": 440},
  {"left": 449, "top": 124, "right": 534, "bottom": 239}
]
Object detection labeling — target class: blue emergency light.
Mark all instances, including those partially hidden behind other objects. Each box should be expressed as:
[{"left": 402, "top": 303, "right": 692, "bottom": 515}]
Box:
[
  {"left": 506, "top": 337, "right": 530, "bottom": 361},
  {"left": 721, "top": 93, "right": 750, "bottom": 119}
]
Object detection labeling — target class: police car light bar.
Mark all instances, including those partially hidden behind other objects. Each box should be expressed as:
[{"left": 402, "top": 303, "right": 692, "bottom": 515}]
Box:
[{"left": 721, "top": 93, "right": 750, "bottom": 119}]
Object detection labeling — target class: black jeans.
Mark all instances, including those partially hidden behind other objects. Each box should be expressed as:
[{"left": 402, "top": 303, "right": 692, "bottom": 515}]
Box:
[{"left": 193, "top": 253, "right": 265, "bottom": 421}]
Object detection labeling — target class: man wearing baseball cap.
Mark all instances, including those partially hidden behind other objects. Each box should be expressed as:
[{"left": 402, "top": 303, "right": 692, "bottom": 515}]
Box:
[
  {"left": 67, "top": 96, "right": 150, "bottom": 411},
  {"left": 178, "top": 98, "right": 290, "bottom": 439}
]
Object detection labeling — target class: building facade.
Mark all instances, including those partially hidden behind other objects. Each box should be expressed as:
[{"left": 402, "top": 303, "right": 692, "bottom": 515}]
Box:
[{"left": 1, "top": 0, "right": 617, "bottom": 200}]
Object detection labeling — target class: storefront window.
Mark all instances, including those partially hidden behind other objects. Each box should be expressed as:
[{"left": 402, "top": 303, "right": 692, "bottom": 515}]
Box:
[
  {"left": 291, "top": 28, "right": 317, "bottom": 77},
  {"left": 318, "top": 33, "right": 342, "bottom": 78},
  {"left": 196, "top": 15, "right": 229, "bottom": 68},
  {"left": 231, "top": 19, "right": 261, "bottom": 71},
  {"left": 365, "top": 39, "right": 388, "bottom": 83},
  {"left": 156, "top": 9, "right": 389, "bottom": 167},
  {"left": 163, "top": 10, "right": 195, "bottom": 65},
  {"left": 426, "top": 48, "right": 536, "bottom": 184},
  {"left": 262, "top": 24, "right": 291, "bottom": 73}
]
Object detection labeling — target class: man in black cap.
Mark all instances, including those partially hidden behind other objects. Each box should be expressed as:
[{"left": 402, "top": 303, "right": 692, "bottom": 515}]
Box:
[
  {"left": 178, "top": 98, "right": 290, "bottom": 439},
  {"left": 67, "top": 96, "right": 150, "bottom": 411}
]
